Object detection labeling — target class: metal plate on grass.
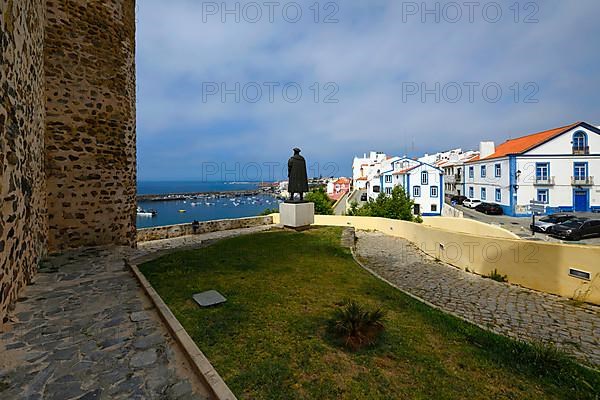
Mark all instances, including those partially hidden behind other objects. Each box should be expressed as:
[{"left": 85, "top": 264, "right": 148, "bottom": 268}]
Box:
[{"left": 193, "top": 290, "right": 227, "bottom": 307}]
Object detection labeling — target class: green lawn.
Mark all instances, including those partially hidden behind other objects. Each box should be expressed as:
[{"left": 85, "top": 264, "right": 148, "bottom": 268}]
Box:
[{"left": 140, "top": 227, "right": 599, "bottom": 399}]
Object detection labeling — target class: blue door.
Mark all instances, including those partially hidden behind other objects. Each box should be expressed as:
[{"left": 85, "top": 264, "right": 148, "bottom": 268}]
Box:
[{"left": 574, "top": 190, "right": 588, "bottom": 212}]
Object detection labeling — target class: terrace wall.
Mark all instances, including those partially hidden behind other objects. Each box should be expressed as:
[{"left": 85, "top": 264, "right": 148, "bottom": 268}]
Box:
[{"left": 270, "top": 214, "right": 600, "bottom": 304}]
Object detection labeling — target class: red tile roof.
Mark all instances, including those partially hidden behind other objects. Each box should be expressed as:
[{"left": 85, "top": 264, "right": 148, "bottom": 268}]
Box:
[
  {"left": 469, "top": 122, "right": 581, "bottom": 162},
  {"left": 392, "top": 165, "right": 419, "bottom": 175}
]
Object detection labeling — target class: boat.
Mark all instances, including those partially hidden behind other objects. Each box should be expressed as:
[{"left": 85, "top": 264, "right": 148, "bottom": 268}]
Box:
[
  {"left": 178, "top": 209, "right": 186, "bottom": 213},
  {"left": 137, "top": 206, "right": 157, "bottom": 217}
]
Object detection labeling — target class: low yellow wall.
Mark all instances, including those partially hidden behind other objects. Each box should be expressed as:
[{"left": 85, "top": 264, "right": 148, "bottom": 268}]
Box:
[
  {"left": 422, "top": 217, "right": 520, "bottom": 239},
  {"left": 272, "top": 214, "right": 600, "bottom": 304}
]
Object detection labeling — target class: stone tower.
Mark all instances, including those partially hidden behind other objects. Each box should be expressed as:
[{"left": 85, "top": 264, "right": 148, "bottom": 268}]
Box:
[
  {"left": 1, "top": 0, "right": 137, "bottom": 321},
  {"left": 45, "top": 0, "right": 137, "bottom": 250}
]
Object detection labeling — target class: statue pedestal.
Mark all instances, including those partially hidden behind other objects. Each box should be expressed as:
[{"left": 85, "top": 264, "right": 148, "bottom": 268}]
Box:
[{"left": 279, "top": 202, "right": 314, "bottom": 229}]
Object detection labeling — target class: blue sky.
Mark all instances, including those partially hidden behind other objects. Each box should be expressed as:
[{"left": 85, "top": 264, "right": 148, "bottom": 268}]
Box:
[{"left": 136, "top": 0, "right": 600, "bottom": 181}]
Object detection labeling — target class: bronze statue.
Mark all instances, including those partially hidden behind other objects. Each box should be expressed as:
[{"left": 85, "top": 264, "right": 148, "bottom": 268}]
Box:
[{"left": 287, "top": 147, "right": 309, "bottom": 202}]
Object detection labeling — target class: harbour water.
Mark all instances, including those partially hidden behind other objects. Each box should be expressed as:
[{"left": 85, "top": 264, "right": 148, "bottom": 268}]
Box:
[{"left": 136, "top": 181, "right": 282, "bottom": 228}]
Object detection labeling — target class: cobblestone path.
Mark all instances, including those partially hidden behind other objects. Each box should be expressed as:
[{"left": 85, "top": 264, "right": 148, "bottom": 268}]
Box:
[
  {"left": 354, "top": 231, "right": 600, "bottom": 367},
  {"left": 0, "top": 225, "right": 275, "bottom": 399}
]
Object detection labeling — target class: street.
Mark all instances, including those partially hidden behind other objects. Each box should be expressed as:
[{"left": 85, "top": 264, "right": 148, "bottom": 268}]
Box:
[{"left": 455, "top": 204, "right": 600, "bottom": 246}]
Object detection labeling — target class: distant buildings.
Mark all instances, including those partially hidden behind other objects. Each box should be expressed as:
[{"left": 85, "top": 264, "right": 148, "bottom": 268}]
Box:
[
  {"left": 464, "top": 122, "right": 600, "bottom": 216},
  {"left": 326, "top": 177, "right": 351, "bottom": 201},
  {"left": 352, "top": 153, "right": 444, "bottom": 216}
]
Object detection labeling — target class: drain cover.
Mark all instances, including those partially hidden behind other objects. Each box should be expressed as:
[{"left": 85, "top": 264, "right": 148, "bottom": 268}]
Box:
[{"left": 193, "top": 290, "right": 227, "bottom": 307}]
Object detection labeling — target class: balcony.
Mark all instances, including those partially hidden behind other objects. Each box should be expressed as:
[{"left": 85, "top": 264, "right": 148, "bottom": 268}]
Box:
[
  {"left": 572, "top": 146, "right": 590, "bottom": 155},
  {"left": 534, "top": 176, "right": 555, "bottom": 186},
  {"left": 571, "top": 176, "right": 594, "bottom": 186}
]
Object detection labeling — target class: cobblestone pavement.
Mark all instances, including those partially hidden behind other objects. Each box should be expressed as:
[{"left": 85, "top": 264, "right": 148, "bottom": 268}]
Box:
[
  {"left": 354, "top": 231, "right": 600, "bottom": 366},
  {"left": 0, "top": 225, "right": 275, "bottom": 399}
]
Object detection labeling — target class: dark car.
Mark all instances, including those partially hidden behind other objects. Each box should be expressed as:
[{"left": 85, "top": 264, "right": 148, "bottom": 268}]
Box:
[
  {"left": 360, "top": 193, "right": 368, "bottom": 201},
  {"left": 450, "top": 195, "right": 467, "bottom": 205},
  {"left": 551, "top": 218, "right": 600, "bottom": 241},
  {"left": 530, "top": 213, "right": 576, "bottom": 233},
  {"left": 474, "top": 202, "right": 504, "bottom": 215}
]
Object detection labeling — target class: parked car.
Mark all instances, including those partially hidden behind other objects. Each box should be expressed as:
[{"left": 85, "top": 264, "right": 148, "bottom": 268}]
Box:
[
  {"left": 360, "top": 193, "right": 368, "bottom": 201},
  {"left": 530, "top": 213, "right": 576, "bottom": 233},
  {"left": 463, "top": 198, "right": 482, "bottom": 208},
  {"left": 474, "top": 202, "right": 504, "bottom": 215},
  {"left": 450, "top": 195, "right": 467, "bottom": 205},
  {"left": 551, "top": 218, "right": 600, "bottom": 241}
]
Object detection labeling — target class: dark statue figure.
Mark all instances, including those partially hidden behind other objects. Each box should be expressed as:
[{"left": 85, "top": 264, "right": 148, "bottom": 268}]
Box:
[{"left": 287, "top": 147, "right": 309, "bottom": 202}]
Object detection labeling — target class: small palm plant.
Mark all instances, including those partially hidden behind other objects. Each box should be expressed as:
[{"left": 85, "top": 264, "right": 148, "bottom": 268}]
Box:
[{"left": 332, "top": 300, "right": 386, "bottom": 350}]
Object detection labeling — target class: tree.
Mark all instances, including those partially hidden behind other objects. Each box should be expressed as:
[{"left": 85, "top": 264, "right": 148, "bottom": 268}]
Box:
[
  {"left": 347, "top": 186, "right": 421, "bottom": 222},
  {"left": 305, "top": 187, "right": 334, "bottom": 215}
]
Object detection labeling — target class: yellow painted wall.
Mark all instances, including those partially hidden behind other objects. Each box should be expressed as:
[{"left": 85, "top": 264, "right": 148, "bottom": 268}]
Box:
[
  {"left": 271, "top": 214, "right": 600, "bottom": 304},
  {"left": 422, "top": 217, "right": 520, "bottom": 239}
]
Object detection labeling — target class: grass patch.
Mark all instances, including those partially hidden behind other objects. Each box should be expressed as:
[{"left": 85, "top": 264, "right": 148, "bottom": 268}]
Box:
[
  {"left": 483, "top": 268, "right": 508, "bottom": 283},
  {"left": 140, "top": 227, "right": 599, "bottom": 399}
]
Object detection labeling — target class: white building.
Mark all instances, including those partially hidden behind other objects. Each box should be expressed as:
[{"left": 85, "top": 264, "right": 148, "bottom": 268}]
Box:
[
  {"left": 352, "top": 151, "right": 388, "bottom": 190},
  {"left": 366, "top": 157, "right": 444, "bottom": 216},
  {"left": 438, "top": 151, "right": 479, "bottom": 198},
  {"left": 464, "top": 122, "right": 600, "bottom": 216}
]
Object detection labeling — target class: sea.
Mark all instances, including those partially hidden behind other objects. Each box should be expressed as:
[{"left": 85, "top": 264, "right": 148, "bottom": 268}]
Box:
[{"left": 136, "top": 181, "right": 282, "bottom": 229}]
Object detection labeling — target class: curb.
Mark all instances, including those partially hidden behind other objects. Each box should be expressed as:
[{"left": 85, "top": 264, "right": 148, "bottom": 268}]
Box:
[{"left": 127, "top": 260, "right": 237, "bottom": 400}]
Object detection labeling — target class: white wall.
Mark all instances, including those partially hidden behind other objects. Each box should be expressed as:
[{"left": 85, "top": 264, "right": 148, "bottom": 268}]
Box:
[{"left": 464, "top": 158, "right": 510, "bottom": 206}]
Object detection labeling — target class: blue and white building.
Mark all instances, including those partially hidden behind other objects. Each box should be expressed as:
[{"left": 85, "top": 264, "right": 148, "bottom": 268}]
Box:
[
  {"left": 366, "top": 157, "right": 444, "bottom": 216},
  {"left": 464, "top": 122, "right": 600, "bottom": 216}
]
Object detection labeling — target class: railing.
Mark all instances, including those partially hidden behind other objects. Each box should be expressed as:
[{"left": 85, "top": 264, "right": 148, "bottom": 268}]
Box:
[
  {"left": 534, "top": 176, "right": 555, "bottom": 185},
  {"left": 571, "top": 176, "right": 594, "bottom": 186},
  {"left": 572, "top": 146, "right": 590, "bottom": 155}
]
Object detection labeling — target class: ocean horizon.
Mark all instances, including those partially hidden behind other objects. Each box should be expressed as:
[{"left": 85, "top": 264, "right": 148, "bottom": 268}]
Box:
[{"left": 136, "top": 181, "right": 280, "bottom": 228}]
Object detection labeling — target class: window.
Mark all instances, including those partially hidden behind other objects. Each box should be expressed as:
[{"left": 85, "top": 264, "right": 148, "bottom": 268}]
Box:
[
  {"left": 430, "top": 186, "right": 438, "bottom": 197},
  {"left": 572, "top": 131, "right": 588, "bottom": 153},
  {"left": 413, "top": 186, "right": 421, "bottom": 197},
  {"left": 574, "top": 162, "right": 588, "bottom": 180},
  {"left": 495, "top": 188, "right": 501, "bottom": 202},
  {"left": 495, "top": 163, "right": 501, "bottom": 178},
  {"left": 537, "top": 189, "right": 549, "bottom": 204},
  {"left": 373, "top": 185, "right": 380, "bottom": 193},
  {"left": 480, "top": 165, "right": 486, "bottom": 178},
  {"left": 536, "top": 163, "right": 549, "bottom": 181},
  {"left": 469, "top": 166, "right": 474, "bottom": 178},
  {"left": 421, "top": 171, "right": 428, "bottom": 185},
  {"left": 481, "top": 187, "right": 486, "bottom": 200},
  {"left": 469, "top": 187, "right": 474, "bottom": 198},
  {"left": 385, "top": 187, "right": 392, "bottom": 195},
  {"left": 385, "top": 175, "right": 392, "bottom": 183},
  {"left": 431, "top": 204, "right": 437, "bottom": 212}
]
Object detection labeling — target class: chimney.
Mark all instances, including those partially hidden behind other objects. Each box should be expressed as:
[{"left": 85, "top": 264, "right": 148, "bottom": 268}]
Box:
[{"left": 479, "top": 141, "right": 495, "bottom": 159}]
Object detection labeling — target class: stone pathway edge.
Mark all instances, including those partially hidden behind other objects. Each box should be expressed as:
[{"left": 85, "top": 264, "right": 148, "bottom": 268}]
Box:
[
  {"left": 127, "top": 259, "right": 238, "bottom": 400},
  {"left": 350, "top": 247, "right": 598, "bottom": 371}
]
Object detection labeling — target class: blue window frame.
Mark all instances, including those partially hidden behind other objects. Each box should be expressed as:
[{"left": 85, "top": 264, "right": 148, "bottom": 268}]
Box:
[
  {"left": 572, "top": 131, "right": 588, "bottom": 152},
  {"left": 574, "top": 162, "right": 588, "bottom": 180},
  {"left": 495, "top": 188, "right": 501, "bottom": 202},
  {"left": 537, "top": 189, "right": 549, "bottom": 204},
  {"left": 385, "top": 187, "right": 392, "bottom": 195},
  {"left": 481, "top": 188, "right": 486, "bottom": 200},
  {"left": 421, "top": 171, "right": 428, "bottom": 185},
  {"left": 469, "top": 186, "right": 474, "bottom": 198},
  {"left": 536, "top": 163, "right": 549, "bottom": 181},
  {"left": 495, "top": 163, "right": 501, "bottom": 178},
  {"left": 385, "top": 175, "right": 392, "bottom": 183},
  {"left": 469, "top": 166, "right": 474, "bottom": 178},
  {"left": 430, "top": 186, "right": 438, "bottom": 197},
  {"left": 413, "top": 186, "right": 421, "bottom": 197},
  {"left": 480, "top": 165, "right": 486, "bottom": 178}
]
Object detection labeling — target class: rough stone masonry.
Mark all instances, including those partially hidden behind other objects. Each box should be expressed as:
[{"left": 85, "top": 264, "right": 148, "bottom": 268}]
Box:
[{"left": 0, "top": 0, "right": 137, "bottom": 322}]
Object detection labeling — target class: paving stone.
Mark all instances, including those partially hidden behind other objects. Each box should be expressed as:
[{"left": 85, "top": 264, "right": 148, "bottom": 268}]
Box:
[
  {"left": 130, "top": 349, "right": 158, "bottom": 369},
  {"left": 130, "top": 311, "right": 151, "bottom": 322},
  {"left": 355, "top": 231, "right": 600, "bottom": 366},
  {"left": 133, "top": 333, "right": 164, "bottom": 350},
  {"left": 166, "top": 381, "right": 193, "bottom": 399}
]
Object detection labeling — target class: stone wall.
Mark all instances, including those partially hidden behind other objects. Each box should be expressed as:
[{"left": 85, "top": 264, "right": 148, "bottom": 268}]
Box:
[
  {"left": 45, "top": 0, "right": 137, "bottom": 251},
  {"left": 0, "top": 0, "right": 48, "bottom": 322},
  {"left": 137, "top": 216, "right": 275, "bottom": 242}
]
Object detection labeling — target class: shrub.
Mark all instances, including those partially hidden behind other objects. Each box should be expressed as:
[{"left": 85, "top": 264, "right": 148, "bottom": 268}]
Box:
[
  {"left": 259, "top": 207, "right": 279, "bottom": 216},
  {"left": 484, "top": 269, "right": 508, "bottom": 283},
  {"left": 347, "top": 186, "right": 421, "bottom": 223},
  {"left": 305, "top": 187, "right": 334, "bottom": 215},
  {"left": 331, "top": 300, "right": 385, "bottom": 350}
]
